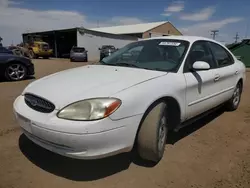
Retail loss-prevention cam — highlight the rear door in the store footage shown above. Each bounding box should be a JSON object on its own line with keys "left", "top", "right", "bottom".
{"left": 208, "top": 42, "right": 238, "bottom": 102}
{"left": 184, "top": 41, "right": 220, "bottom": 119}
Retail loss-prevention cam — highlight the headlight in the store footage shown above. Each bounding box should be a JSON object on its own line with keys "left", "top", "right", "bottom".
{"left": 57, "top": 98, "right": 121, "bottom": 121}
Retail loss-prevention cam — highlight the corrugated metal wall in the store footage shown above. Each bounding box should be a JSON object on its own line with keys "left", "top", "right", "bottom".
{"left": 230, "top": 45, "right": 250, "bottom": 67}
{"left": 77, "top": 30, "right": 137, "bottom": 61}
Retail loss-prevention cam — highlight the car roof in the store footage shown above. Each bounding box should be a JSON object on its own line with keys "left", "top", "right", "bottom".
{"left": 141, "top": 35, "right": 220, "bottom": 44}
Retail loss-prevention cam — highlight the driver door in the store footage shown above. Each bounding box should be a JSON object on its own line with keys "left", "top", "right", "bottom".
{"left": 184, "top": 41, "right": 220, "bottom": 120}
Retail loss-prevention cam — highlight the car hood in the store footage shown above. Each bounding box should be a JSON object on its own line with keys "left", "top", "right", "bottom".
{"left": 23, "top": 65, "right": 167, "bottom": 109}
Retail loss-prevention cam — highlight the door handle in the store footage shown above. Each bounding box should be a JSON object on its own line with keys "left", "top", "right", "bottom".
{"left": 235, "top": 70, "right": 239, "bottom": 75}
{"left": 214, "top": 74, "right": 220, "bottom": 82}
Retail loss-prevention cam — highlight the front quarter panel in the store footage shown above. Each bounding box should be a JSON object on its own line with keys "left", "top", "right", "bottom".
{"left": 110, "top": 73, "right": 186, "bottom": 122}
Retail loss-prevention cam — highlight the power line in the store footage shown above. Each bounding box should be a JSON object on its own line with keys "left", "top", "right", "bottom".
{"left": 234, "top": 32, "right": 240, "bottom": 43}
{"left": 211, "top": 30, "right": 219, "bottom": 40}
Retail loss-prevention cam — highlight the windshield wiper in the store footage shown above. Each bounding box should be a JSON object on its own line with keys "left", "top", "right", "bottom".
{"left": 115, "top": 62, "right": 140, "bottom": 68}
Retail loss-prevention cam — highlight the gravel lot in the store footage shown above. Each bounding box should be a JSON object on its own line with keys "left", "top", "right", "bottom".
{"left": 0, "top": 59, "right": 250, "bottom": 188}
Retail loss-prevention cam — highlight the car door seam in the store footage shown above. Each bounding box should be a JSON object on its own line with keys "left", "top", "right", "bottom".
{"left": 188, "top": 86, "right": 235, "bottom": 106}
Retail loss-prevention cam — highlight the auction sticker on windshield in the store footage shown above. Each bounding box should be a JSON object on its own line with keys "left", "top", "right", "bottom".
{"left": 159, "top": 42, "right": 181, "bottom": 46}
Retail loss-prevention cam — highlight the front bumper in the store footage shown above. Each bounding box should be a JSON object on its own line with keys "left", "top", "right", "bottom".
{"left": 14, "top": 96, "right": 142, "bottom": 159}
{"left": 70, "top": 55, "right": 88, "bottom": 62}
{"left": 35, "top": 50, "right": 53, "bottom": 57}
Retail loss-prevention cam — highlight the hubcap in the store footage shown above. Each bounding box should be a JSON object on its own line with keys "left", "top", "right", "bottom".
{"left": 158, "top": 116, "right": 167, "bottom": 154}
{"left": 7, "top": 64, "right": 25, "bottom": 80}
{"left": 233, "top": 86, "right": 240, "bottom": 107}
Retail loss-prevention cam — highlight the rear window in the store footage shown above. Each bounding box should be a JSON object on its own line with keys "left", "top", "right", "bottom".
{"left": 0, "top": 46, "right": 11, "bottom": 53}
{"left": 102, "top": 45, "right": 115, "bottom": 50}
{"left": 72, "top": 47, "right": 85, "bottom": 52}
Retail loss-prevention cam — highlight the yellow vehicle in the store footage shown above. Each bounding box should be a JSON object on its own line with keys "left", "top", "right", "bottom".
{"left": 29, "top": 41, "right": 53, "bottom": 59}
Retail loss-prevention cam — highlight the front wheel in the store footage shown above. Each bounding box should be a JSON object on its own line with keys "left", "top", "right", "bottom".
{"left": 137, "top": 102, "right": 168, "bottom": 163}
{"left": 5, "top": 63, "right": 27, "bottom": 81}
{"left": 225, "top": 82, "right": 242, "bottom": 111}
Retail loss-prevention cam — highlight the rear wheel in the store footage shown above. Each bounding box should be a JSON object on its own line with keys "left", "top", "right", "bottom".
{"left": 5, "top": 63, "right": 27, "bottom": 81}
{"left": 137, "top": 102, "right": 168, "bottom": 163}
{"left": 225, "top": 82, "right": 242, "bottom": 111}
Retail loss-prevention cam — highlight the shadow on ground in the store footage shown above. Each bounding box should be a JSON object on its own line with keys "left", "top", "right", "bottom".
{"left": 167, "top": 107, "right": 225, "bottom": 144}
{"left": 19, "top": 107, "right": 225, "bottom": 181}
{"left": 0, "top": 76, "right": 35, "bottom": 83}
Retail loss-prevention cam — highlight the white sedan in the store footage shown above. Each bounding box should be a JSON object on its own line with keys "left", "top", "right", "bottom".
{"left": 13, "top": 36, "right": 246, "bottom": 163}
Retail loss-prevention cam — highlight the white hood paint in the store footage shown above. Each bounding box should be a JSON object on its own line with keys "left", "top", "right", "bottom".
{"left": 23, "top": 65, "right": 167, "bottom": 109}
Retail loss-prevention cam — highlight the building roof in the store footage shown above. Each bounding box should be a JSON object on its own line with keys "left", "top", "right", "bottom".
{"left": 90, "top": 21, "right": 167, "bottom": 35}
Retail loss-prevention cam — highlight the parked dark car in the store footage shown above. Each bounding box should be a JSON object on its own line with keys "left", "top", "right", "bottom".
{"left": 0, "top": 53, "right": 34, "bottom": 81}
{"left": 70, "top": 46, "right": 88, "bottom": 62}
{"left": 0, "top": 46, "right": 14, "bottom": 55}
{"left": 99, "top": 45, "right": 118, "bottom": 60}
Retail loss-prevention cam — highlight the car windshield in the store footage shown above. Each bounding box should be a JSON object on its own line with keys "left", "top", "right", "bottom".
{"left": 0, "top": 46, "right": 11, "bottom": 53}
{"left": 101, "top": 39, "right": 189, "bottom": 72}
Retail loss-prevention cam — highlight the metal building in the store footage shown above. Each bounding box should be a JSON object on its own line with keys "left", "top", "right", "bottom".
{"left": 23, "top": 28, "right": 137, "bottom": 61}
{"left": 77, "top": 28, "right": 137, "bottom": 61}
{"left": 227, "top": 39, "right": 250, "bottom": 67}
{"left": 22, "top": 21, "right": 182, "bottom": 61}
{"left": 90, "top": 21, "right": 182, "bottom": 38}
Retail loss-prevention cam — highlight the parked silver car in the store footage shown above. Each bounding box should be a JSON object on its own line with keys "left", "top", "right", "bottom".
{"left": 70, "top": 46, "right": 88, "bottom": 62}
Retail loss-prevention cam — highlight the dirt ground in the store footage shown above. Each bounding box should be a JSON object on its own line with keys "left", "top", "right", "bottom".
{"left": 1, "top": 59, "right": 250, "bottom": 188}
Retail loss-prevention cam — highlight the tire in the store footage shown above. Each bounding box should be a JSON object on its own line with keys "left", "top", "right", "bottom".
{"left": 137, "top": 102, "right": 168, "bottom": 163}
{"left": 29, "top": 50, "right": 37, "bottom": 59}
{"left": 5, "top": 63, "right": 27, "bottom": 81}
{"left": 225, "top": 82, "right": 242, "bottom": 111}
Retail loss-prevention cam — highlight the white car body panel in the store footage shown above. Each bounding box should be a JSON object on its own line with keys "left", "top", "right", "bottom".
{"left": 13, "top": 36, "right": 246, "bottom": 159}
{"left": 110, "top": 73, "right": 186, "bottom": 121}
{"left": 23, "top": 65, "right": 166, "bottom": 109}
{"left": 184, "top": 68, "right": 221, "bottom": 119}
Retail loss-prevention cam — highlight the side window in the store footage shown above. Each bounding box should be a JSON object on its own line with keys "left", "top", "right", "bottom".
{"left": 184, "top": 41, "right": 215, "bottom": 72}
{"left": 209, "top": 42, "right": 234, "bottom": 67}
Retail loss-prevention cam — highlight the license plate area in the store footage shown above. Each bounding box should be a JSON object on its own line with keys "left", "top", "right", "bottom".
{"left": 17, "top": 113, "right": 32, "bottom": 133}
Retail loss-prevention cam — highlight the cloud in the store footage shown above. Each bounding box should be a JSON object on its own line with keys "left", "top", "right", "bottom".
{"left": 0, "top": 0, "right": 19, "bottom": 7}
{"left": 179, "top": 7, "right": 216, "bottom": 21}
{"left": 0, "top": 0, "right": 145, "bottom": 45}
{"left": 162, "top": 1, "right": 184, "bottom": 16}
{"left": 180, "top": 17, "right": 244, "bottom": 37}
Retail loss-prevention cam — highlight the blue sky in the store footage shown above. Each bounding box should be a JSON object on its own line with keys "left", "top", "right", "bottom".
{"left": 0, "top": 0, "right": 249, "bottom": 45}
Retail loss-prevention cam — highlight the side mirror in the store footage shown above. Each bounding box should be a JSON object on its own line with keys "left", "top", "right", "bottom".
{"left": 98, "top": 48, "right": 101, "bottom": 50}
{"left": 192, "top": 61, "right": 210, "bottom": 71}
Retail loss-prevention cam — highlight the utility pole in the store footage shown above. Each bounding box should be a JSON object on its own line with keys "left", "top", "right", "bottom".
{"left": 211, "top": 30, "right": 219, "bottom": 40}
{"left": 234, "top": 32, "right": 240, "bottom": 43}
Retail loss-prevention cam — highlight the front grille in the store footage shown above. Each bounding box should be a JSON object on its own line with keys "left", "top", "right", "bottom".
{"left": 24, "top": 93, "right": 55, "bottom": 113}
